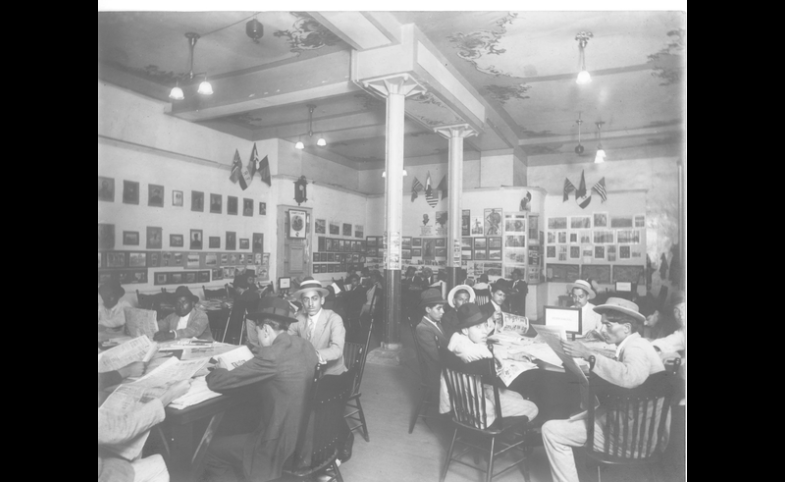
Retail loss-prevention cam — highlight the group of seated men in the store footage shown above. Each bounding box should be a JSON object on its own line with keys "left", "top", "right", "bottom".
{"left": 98, "top": 277, "right": 355, "bottom": 482}
{"left": 413, "top": 276, "right": 685, "bottom": 482}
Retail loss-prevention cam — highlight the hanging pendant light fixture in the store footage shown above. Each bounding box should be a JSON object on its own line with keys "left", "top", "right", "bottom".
{"left": 575, "top": 31, "right": 593, "bottom": 85}
{"left": 294, "top": 104, "right": 326, "bottom": 149}
{"left": 595, "top": 121, "right": 606, "bottom": 164}
{"left": 574, "top": 112, "right": 585, "bottom": 154}
{"left": 169, "top": 32, "right": 213, "bottom": 100}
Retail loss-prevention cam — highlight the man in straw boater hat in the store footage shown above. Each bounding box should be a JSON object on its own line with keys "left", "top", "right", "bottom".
{"left": 437, "top": 302, "right": 539, "bottom": 427}
{"left": 569, "top": 279, "right": 602, "bottom": 338}
{"left": 204, "top": 296, "right": 319, "bottom": 482}
{"left": 153, "top": 286, "right": 212, "bottom": 341}
{"left": 441, "top": 283, "right": 476, "bottom": 338}
{"left": 541, "top": 297, "right": 666, "bottom": 482}
{"left": 98, "top": 279, "right": 131, "bottom": 334}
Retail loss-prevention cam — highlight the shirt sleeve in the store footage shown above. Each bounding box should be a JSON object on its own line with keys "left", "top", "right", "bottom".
{"left": 206, "top": 352, "right": 278, "bottom": 392}
{"left": 591, "top": 343, "right": 653, "bottom": 389}
{"left": 97, "top": 399, "right": 165, "bottom": 446}
{"left": 317, "top": 313, "right": 345, "bottom": 363}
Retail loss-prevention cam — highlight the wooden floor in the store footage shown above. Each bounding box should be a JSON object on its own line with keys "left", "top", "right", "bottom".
{"left": 334, "top": 325, "right": 686, "bottom": 482}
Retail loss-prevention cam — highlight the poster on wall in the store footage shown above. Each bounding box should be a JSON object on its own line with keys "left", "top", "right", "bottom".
{"left": 471, "top": 216, "right": 484, "bottom": 236}
{"left": 484, "top": 208, "right": 502, "bottom": 235}
{"left": 289, "top": 210, "right": 306, "bottom": 238}
{"left": 504, "top": 213, "right": 526, "bottom": 234}
{"left": 462, "top": 210, "right": 471, "bottom": 236}
{"left": 98, "top": 177, "right": 115, "bottom": 202}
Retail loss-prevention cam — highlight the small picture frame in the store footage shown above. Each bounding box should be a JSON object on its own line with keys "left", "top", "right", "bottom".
{"left": 412, "top": 237, "right": 422, "bottom": 247}
{"left": 209, "top": 236, "right": 220, "bottom": 249}
{"left": 279, "top": 277, "right": 291, "bottom": 289}
{"left": 315, "top": 219, "right": 326, "bottom": 234}
{"left": 123, "top": 180, "right": 139, "bottom": 205}
{"left": 172, "top": 190, "right": 183, "bottom": 207}
{"left": 98, "top": 177, "right": 115, "bottom": 202}
{"left": 290, "top": 210, "right": 307, "bottom": 238}
{"left": 342, "top": 223, "right": 352, "bottom": 237}
{"left": 243, "top": 198, "right": 254, "bottom": 217}
{"left": 210, "top": 194, "right": 222, "bottom": 214}
{"left": 170, "top": 234, "right": 184, "bottom": 248}
{"left": 190, "top": 229, "right": 203, "bottom": 250}
{"left": 355, "top": 225, "right": 364, "bottom": 239}
{"left": 148, "top": 184, "right": 164, "bottom": 207}
{"left": 252, "top": 233, "right": 264, "bottom": 253}
{"left": 129, "top": 252, "right": 147, "bottom": 268}
{"left": 226, "top": 231, "right": 236, "bottom": 250}
{"left": 259, "top": 202, "right": 267, "bottom": 216}
{"left": 146, "top": 227, "right": 163, "bottom": 249}
{"left": 435, "top": 238, "right": 446, "bottom": 247}
{"left": 227, "top": 196, "right": 238, "bottom": 215}
{"left": 98, "top": 224, "right": 115, "bottom": 250}
{"left": 106, "top": 252, "right": 126, "bottom": 268}
{"left": 239, "top": 238, "right": 250, "bottom": 250}
{"left": 329, "top": 221, "right": 340, "bottom": 235}
{"left": 191, "top": 191, "right": 204, "bottom": 212}
{"left": 123, "top": 231, "right": 139, "bottom": 246}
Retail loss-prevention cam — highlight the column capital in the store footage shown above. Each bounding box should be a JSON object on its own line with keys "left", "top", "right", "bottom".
{"left": 362, "top": 73, "right": 426, "bottom": 98}
{"left": 434, "top": 123, "right": 478, "bottom": 139}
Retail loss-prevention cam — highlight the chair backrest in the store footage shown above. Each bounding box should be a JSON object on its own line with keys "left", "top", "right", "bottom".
{"left": 441, "top": 358, "right": 500, "bottom": 432}
{"left": 586, "top": 356, "right": 676, "bottom": 462}
{"left": 136, "top": 290, "right": 160, "bottom": 310}
{"left": 344, "top": 342, "right": 365, "bottom": 394}
{"left": 203, "top": 285, "right": 227, "bottom": 299}
{"left": 474, "top": 289, "right": 490, "bottom": 307}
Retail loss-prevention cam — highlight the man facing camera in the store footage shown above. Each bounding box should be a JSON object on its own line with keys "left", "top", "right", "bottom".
{"left": 203, "top": 297, "right": 319, "bottom": 482}
{"left": 153, "top": 286, "right": 212, "bottom": 341}
{"left": 541, "top": 297, "right": 665, "bottom": 482}
{"left": 569, "top": 279, "right": 602, "bottom": 338}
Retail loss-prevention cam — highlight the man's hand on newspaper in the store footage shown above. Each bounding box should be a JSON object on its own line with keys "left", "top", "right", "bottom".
{"left": 159, "top": 380, "right": 192, "bottom": 407}
{"left": 561, "top": 339, "right": 590, "bottom": 360}
{"left": 117, "top": 361, "right": 145, "bottom": 379}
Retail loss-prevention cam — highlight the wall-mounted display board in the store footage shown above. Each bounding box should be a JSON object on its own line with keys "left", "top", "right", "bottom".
{"left": 98, "top": 269, "right": 148, "bottom": 285}
{"left": 153, "top": 270, "right": 211, "bottom": 285}
{"left": 317, "top": 237, "right": 365, "bottom": 253}
{"left": 581, "top": 264, "right": 612, "bottom": 284}
{"left": 611, "top": 265, "right": 646, "bottom": 284}
{"left": 546, "top": 264, "right": 581, "bottom": 283}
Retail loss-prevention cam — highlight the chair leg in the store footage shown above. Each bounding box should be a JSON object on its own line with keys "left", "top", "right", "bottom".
{"left": 409, "top": 389, "right": 428, "bottom": 434}
{"left": 486, "top": 436, "right": 495, "bottom": 482}
{"left": 597, "top": 464, "right": 602, "bottom": 482}
{"left": 355, "top": 397, "right": 370, "bottom": 442}
{"left": 440, "top": 429, "right": 458, "bottom": 482}
{"left": 333, "top": 461, "right": 344, "bottom": 482}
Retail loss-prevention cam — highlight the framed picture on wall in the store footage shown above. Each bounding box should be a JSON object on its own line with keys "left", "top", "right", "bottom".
{"left": 190, "top": 229, "right": 203, "bottom": 250}
{"left": 226, "top": 231, "right": 236, "bottom": 250}
{"left": 243, "top": 199, "right": 253, "bottom": 217}
{"left": 129, "top": 252, "right": 147, "bottom": 268}
{"left": 315, "top": 219, "right": 326, "bottom": 234}
{"left": 227, "top": 196, "right": 238, "bottom": 215}
{"left": 259, "top": 202, "right": 266, "bottom": 215}
{"left": 123, "top": 181, "right": 139, "bottom": 205}
{"left": 191, "top": 191, "right": 204, "bottom": 212}
{"left": 462, "top": 210, "right": 470, "bottom": 236}
{"left": 123, "top": 231, "right": 139, "bottom": 246}
{"left": 252, "top": 233, "right": 264, "bottom": 253}
{"left": 289, "top": 210, "right": 306, "bottom": 238}
{"left": 355, "top": 225, "right": 363, "bottom": 239}
{"left": 329, "top": 221, "right": 340, "bottom": 235}
{"left": 484, "top": 208, "right": 502, "bottom": 236}
{"left": 593, "top": 212, "right": 608, "bottom": 228}
{"left": 106, "top": 252, "right": 126, "bottom": 268}
{"left": 148, "top": 184, "right": 164, "bottom": 207}
{"left": 172, "top": 190, "right": 183, "bottom": 207}
{"left": 239, "top": 238, "right": 250, "bottom": 250}
{"left": 98, "top": 177, "right": 114, "bottom": 202}
{"left": 147, "top": 227, "right": 162, "bottom": 249}
{"left": 98, "top": 224, "right": 115, "bottom": 250}
{"left": 170, "top": 234, "right": 184, "bottom": 248}
{"left": 209, "top": 236, "right": 220, "bottom": 249}
{"left": 210, "top": 194, "right": 222, "bottom": 213}
{"left": 342, "top": 223, "right": 352, "bottom": 237}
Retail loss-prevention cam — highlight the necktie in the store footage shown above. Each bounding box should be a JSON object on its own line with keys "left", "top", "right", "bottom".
{"left": 307, "top": 316, "right": 317, "bottom": 341}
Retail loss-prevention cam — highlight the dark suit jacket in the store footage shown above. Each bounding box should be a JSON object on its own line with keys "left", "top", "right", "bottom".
{"left": 415, "top": 317, "right": 448, "bottom": 386}
{"left": 479, "top": 300, "right": 509, "bottom": 321}
{"left": 206, "top": 333, "right": 318, "bottom": 482}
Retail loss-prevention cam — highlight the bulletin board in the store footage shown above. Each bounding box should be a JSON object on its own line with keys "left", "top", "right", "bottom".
{"left": 611, "top": 265, "right": 646, "bottom": 284}
{"left": 546, "top": 264, "right": 581, "bottom": 282}
{"left": 581, "top": 265, "right": 611, "bottom": 284}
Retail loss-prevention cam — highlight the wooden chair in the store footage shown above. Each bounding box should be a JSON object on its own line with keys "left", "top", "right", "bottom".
{"left": 440, "top": 358, "right": 532, "bottom": 482}
{"left": 203, "top": 285, "right": 227, "bottom": 300}
{"left": 474, "top": 289, "right": 490, "bottom": 307}
{"left": 283, "top": 363, "right": 350, "bottom": 482}
{"left": 136, "top": 290, "right": 160, "bottom": 310}
{"left": 584, "top": 356, "right": 678, "bottom": 482}
{"left": 408, "top": 322, "right": 438, "bottom": 434}
{"left": 343, "top": 317, "right": 375, "bottom": 442}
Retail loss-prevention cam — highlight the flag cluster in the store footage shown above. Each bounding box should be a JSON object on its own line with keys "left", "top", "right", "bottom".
{"left": 563, "top": 172, "right": 608, "bottom": 206}
{"left": 563, "top": 178, "right": 576, "bottom": 201}
{"left": 411, "top": 177, "right": 423, "bottom": 202}
{"left": 575, "top": 171, "right": 591, "bottom": 209}
{"left": 229, "top": 143, "right": 271, "bottom": 188}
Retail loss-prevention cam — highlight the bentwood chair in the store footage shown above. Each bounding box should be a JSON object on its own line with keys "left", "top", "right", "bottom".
{"left": 408, "top": 322, "right": 438, "bottom": 434}
{"left": 440, "top": 358, "right": 532, "bottom": 482}
{"left": 343, "top": 317, "right": 375, "bottom": 442}
{"left": 583, "top": 356, "right": 679, "bottom": 482}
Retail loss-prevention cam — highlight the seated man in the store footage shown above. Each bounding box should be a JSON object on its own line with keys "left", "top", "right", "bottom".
{"left": 441, "top": 284, "right": 476, "bottom": 338}
{"left": 542, "top": 297, "right": 665, "bottom": 482}
{"left": 479, "top": 279, "right": 512, "bottom": 329}
{"left": 438, "top": 303, "right": 539, "bottom": 426}
{"left": 569, "top": 279, "right": 602, "bottom": 338}
{"left": 415, "top": 289, "right": 450, "bottom": 389}
{"left": 153, "top": 286, "right": 212, "bottom": 341}
{"left": 203, "top": 297, "right": 319, "bottom": 482}
{"left": 651, "top": 291, "right": 686, "bottom": 358}
{"left": 99, "top": 280, "right": 131, "bottom": 335}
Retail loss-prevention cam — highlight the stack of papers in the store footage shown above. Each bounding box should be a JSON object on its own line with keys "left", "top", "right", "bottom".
{"left": 168, "top": 376, "right": 222, "bottom": 410}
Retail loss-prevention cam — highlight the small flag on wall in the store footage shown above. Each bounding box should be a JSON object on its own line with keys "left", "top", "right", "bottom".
{"left": 425, "top": 171, "right": 438, "bottom": 207}
{"left": 592, "top": 177, "right": 607, "bottom": 202}
{"left": 411, "top": 177, "right": 423, "bottom": 202}
{"left": 575, "top": 170, "right": 591, "bottom": 209}
{"left": 438, "top": 175, "right": 448, "bottom": 200}
{"left": 230, "top": 150, "right": 242, "bottom": 184}
{"left": 247, "top": 143, "right": 259, "bottom": 182}
{"left": 259, "top": 155, "right": 271, "bottom": 186}
{"left": 563, "top": 178, "right": 576, "bottom": 201}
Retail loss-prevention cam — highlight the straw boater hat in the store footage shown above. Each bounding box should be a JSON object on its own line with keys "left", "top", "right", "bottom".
{"left": 293, "top": 278, "right": 329, "bottom": 298}
{"left": 420, "top": 288, "right": 447, "bottom": 307}
{"left": 447, "top": 284, "right": 476, "bottom": 308}
{"left": 454, "top": 303, "right": 486, "bottom": 330}
{"left": 173, "top": 286, "right": 199, "bottom": 303}
{"left": 571, "top": 279, "right": 596, "bottom": 300}
{"left": 98, "top": 279, "right": 125, "bottom": 299}
{"left": 593, "top": 297, "right": 646, "bottom": 323}
{"left": 246, "top": 296, "right": 298, "bottom": 325}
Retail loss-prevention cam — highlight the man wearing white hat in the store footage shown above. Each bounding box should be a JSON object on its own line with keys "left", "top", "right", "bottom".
{"left": 541, "top": 297, "right": 665, "bottom": 482}
{"left": 570, "top": 279, "right": 602, "bottom": 337}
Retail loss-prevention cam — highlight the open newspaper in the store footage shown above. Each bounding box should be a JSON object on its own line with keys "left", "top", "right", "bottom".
{"left": 98, "top": 335, "right": 158, "bottom": 373}
{"left": 499, "top": 312, "right": 530, "bottom": 336}
{"left": 124, "top": 308, "right": 159, "bottom": 339}
{"left": 212, "top": 345, "right": 254, "bottom": 371}
{"left": 530, "top": 325, "right": 590, "bottom": 385}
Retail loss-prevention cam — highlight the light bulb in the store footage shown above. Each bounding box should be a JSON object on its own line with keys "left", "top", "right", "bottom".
{"left": 381, "top": 171, "right": 386, "bottom": 178}
{"left": 295, "top": 141, "right": 305, "bottom": 150}
{"left": 169, "top": 85, "right": 184, "bottom": 100}
{"left": 316, "top": 137, "right": 326, "bottom": 147}
{"left": 576, "top": 70, "right": 591, "bottom": 85}
{"left": 198, "top": 77, "right": 213, "bottom": 95}
{"left": 403, "top": 169, "right": 408, "bottom": 176}
{"left": 594, "top": 147, "right": 606, "bottom": 164}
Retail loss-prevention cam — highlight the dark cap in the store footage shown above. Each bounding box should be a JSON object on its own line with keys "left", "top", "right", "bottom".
{"left": 246, "top": 296, "right": 298, "bottom": 326}
{"left": 420, "top": 288, "right": 447, "bottom": 307}
{"left": 173, "top": 286, "right": 199, "bottom": 303}
{"left": 455, "top": 303, "right": 487, "bottom": 330}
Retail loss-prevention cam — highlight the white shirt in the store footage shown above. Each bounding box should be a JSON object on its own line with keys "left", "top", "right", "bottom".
{"left": 98, "top": 299, "right": 131, "bottom": 329}
{"left": 176, "top": 313, "right": 191, "bottom": 331}
{"left": 615, "top": 332, "right": 637, "bottom": 360}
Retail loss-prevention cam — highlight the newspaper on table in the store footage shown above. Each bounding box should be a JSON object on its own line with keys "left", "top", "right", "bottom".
{"left": 168, "top": 375, "right": 222, "bottom": 410}
{"left": 98, "top": 335, "right": 158, "bottom": 373}
{"left": 500, "top": 312, "right": 530, "bottom": 336}
{"left": 530, "top": 325, "right": 589, "bottom": 385}
{"left": 124, "top": 308, "right": 159, "bottom": 339}
{"left": 212, "top": 345, "right": 254, "bottom": 370}
{"left": 495, "top": 356, "right": 539, "bottom": 387}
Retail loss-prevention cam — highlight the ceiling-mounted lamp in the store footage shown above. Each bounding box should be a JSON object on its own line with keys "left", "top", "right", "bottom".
{"left": 294, "top": 104, "right": 327, "bottom": 149}
{"left": 246, "top": 15, "right": 264, "bottom": 43}
{"left": 197, "top": 73, "right": 213, "bottom": 95}
{"left": 168, "top": 80, "right": 184, "bottom": 101}
{"left": 575, "top": 31, "right": 593, "bottom": 85}
{"left": 381, "top": 169, "right": 408, "bottom": 178}
{"left": 169, "top": 32, "right": 214, "bottom": 101}
{"left": 595, "top": 121, "right": 606, "bottom": 164}
{"left": 295, "top": 140, "right": 305, "bottom": 150}
{"left": 574, "top": 112, "right": 585, "bottom": 154}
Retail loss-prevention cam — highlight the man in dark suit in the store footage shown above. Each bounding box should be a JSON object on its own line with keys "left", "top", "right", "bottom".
{"left": 415, "top": 288, "right": 449, "bottom": 389}
{"left": 509, "top": 269, "right": 528, "bottom": 316}
{"left": 203, "top": 297, "right": 319, "bottom": 482}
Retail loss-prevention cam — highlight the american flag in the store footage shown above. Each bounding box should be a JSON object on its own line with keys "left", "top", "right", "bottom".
{"left": 425, "top": 172, "right": 438, "bottom": 207}
{"left": 592, "top": 177, "right": 607, "bottom": 202}
{"left": 563, "top": 178, "right": 576, "bottom": 201}
{"left": 411, "top": 177, "right": 423, "bottom": 202}
{"left": 576, "top": 170, "right": 591, "bottom": 209}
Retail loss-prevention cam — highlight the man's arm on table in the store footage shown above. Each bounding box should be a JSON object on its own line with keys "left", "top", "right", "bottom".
{"left": 206, "top": 351, "right": 277, "bottom": 392}
{"left": 174, "top": 309, "right": 210, "bottom": 339}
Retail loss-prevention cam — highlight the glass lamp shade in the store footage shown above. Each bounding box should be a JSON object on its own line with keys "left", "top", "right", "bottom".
{"left": 295, "top": 141, "right": 305, "bottom": 150}
{"left": 316, "top": 137, "right": 327, "bottom": 147}
{"left": 197, "top": 80, "right": 213, "bottom": 95}
{"left": 382, "top": 170, "right": 408, "bottom": 178}
{"left": 594, "top": 147, "right": 606, "bottom": 164}
{"left": 576, "top": 70, "right": 592, "bottom": 84}
{"left": 169, "top": 86, "right": 184, "bottom": 100}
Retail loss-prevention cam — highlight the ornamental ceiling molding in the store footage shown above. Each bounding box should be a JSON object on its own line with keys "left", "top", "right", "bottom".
{"left": 447, "top": 12, "right": 518, "bottom": 77}
{"left": 274, "top": 12, "right": 343, "bottom": 53}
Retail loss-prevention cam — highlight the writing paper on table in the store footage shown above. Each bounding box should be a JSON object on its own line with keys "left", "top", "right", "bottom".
{"left": 531, "top": 325, "right": 589, "bottom": 385}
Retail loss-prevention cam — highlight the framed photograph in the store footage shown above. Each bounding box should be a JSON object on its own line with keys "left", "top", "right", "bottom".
{"left": 594, "top": 245, "right": 606, "bottom": 259}
{"left": 570, "top": 245, "right": 581, "bottom": 259}
{"left": 252, "top": 233, "right": 264, "bottom": 253}
{"left": 170, "top": 234, "right": 184, "bottom": 248}
{"left": 580, "top": 230, "right": 592, "bottom": 245}
{"left": 546, "top": 246, "right": 556, "bottom": 258}
{"left": 611, "top": 215, "right": 634, "bottom": 228}
{"left": 315, "top": 219, "right": 326, "bottom": 234}
{"left": 329, "top": 221, "right": 340, "bottom": 235}
{"left": 462, "top": 210, "right": 471, "bottom": 236}
{"left": 148, "top": 184, "right": 164, "bottom": 207}
{"left": 411, "top": 237, "right": 422, "bottom": 248}
{"left": 98, "top": 223, "right": 115, "bottom": 250}
{"left": 558, "top": 232, "right": 567, "bottom": 244}
{"left": 239, "top": 238, "right": 250, "bottom": 250}
{"left": 210, "top": 194, "right": 222, "bottom": 213}
{"left": 504, "top": 215, "right": 526, "bottom": 234}
{"left": 191, "top": 191, "right": 204, "bottom": 212}
{"left": 402, "top": 237, "right": 412, "bottom": 249}
{"left": 129, "top": 252, "right": 147, "bottom": 268}
{"left": 226, "top": 231, "right": 236, "bottom": 250}
{"left": 146, "top": 227, "right": 162, "bottom": 249}
{"left": 547, "top": 232, "right": 556, "bottom": 244}
{"left": 243, "top": 198, "right": 253, "bottom": 217}
{"left": 488, "top": 248, "right": 502, "bottom": 260}
{"left": 474, "top": 247, "right": 487, "bottom": 260}
{"left": 435, "top": 238, "right": 446, "bottom": 247}
{"left": 123, "top": 231, "right": 139, "bottom": 246}
{"left": 366, "top": 236, "right": 378, "bottom": 247}
{"left": 569, "top": 232, "right": 578, "bottom": 243}
{"left": 186, "top": 272, "right": 197, "bottom": 283}
{"left": 402, "top": 249, "right": 412, "bottom": 259}
{"left": 619, "top": 245, "right": 631, "bottom": 259}
{"left": 544, "top": 306, "right": 582, "bottom": 337}
{"left": 471, "top": 216, "right": 484, "bottom": 235}
{"left": 209, "top": 236, "right": 220, "bottom": 249}
{"left": 172, "top": 190, "right": 183, "bottom": 207}
{"left": 186, "top": 253, "right": 200, "bottom": 269}
{"left": 289, "top": 210, "right": 307, "bottom": 238}
{"left": 569, "top": 215, "right": 591, "bottom": 229}
{"left": 259, "top": 202, "right": 266, "bottom": 215}
{"left": 593, "top": 230, "right": 615, "bottom": 244}
{"left": 313, "top": 264, "right": 321, "bottom": 274}
{"left": 123, "top": 180, "right": 139, "bottom": 205}
{"left": 607, "top": 245, "right": 617, "bottom": 262}
{"left": 227, "top": 196, "right": 238, "bottom": 215}
{"left": 190, "top": 229, "right": 203, "bottom": 250}
{"left": 98, "top": 176, "right": 115, "bottom": 202}
{"left": 593, "top": 212, "right": 608, "bottom": 228}
{"left": 488, "top": 237, "right": 502, "bottom": 249}
{"left": 98, "top": 252, "right": 103, "bottom": 268}
{"left": 505, "top": 235, "right": 525, "bottom": 248}
{"left": 634, "top": 214, "right": 646, "bottom": 228}
{"left": 155, "top": 273, "right": 167, "bottom": 285}
{"left": 148, "top": 252, "right": 160, "bottom": 267}
{"left": 548, "top": 217, "right": 568, "bottom": 230}
{"left": 342, "top": 223, "right": 352, "bottom": 237}
{"left": 106, "top": 252, "right": 126, "bottom": 268}
{"left": 355, "top": 225, "right": 364, "bottom": 239}
{"left": 558, "top": 245, "right": 568, "bottom": 261}
{"left": 484, "top": 208, "right": 502, "bottom": 235}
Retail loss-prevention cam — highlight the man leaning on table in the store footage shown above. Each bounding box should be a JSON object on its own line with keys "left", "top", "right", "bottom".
{"left": 153, "top": 286, "right": 212, "bottom": 342}
{"left": 203, "top": 296, "right": 318, "bottom": 482}
{"left": 541, "top": 297, "right": 665, "bottom": 482}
